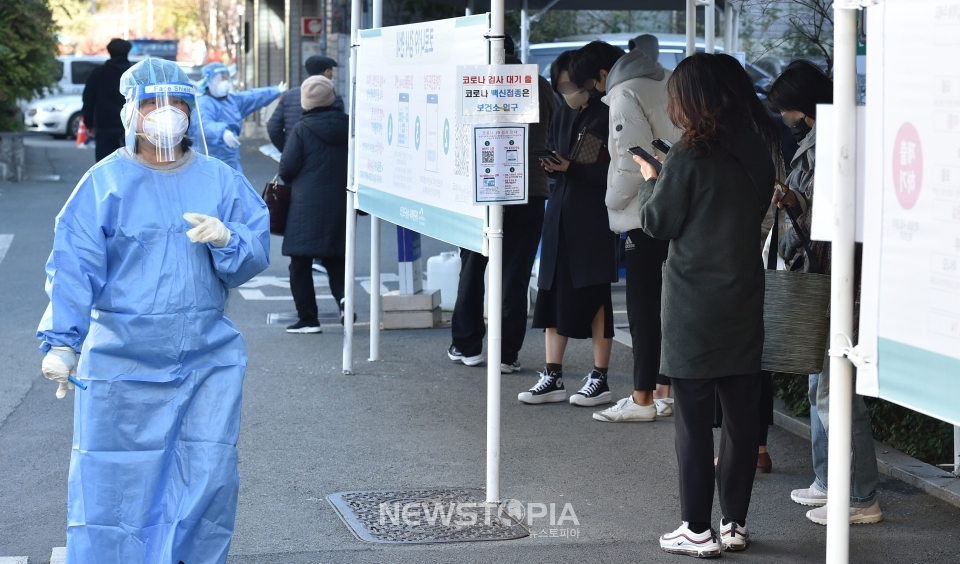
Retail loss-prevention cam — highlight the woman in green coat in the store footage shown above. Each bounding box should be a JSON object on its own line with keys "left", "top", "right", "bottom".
{"left": 634, "top": 53, "right": 781, "bottom": 558}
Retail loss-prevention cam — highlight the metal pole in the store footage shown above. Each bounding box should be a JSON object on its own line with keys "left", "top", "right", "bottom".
{"left": 685, "top": 0, "right": 696, "bottom": 57}
{"left": 253, "top": 0, "right": 260, "bottom": 86}
{"left": 284, "top": 0, "right": 291, "bottom": 84}
{"left": 343, "top": 0, "right": 362, "bottom": 375}
{"left": 520, "top": 0, "right": 530, "bottom": 63}
{"left": 465, "top": 0, "right": 474, "bottom": 16}
{"left": 723, "top": 1, "right": 733, "bottom": 52}
{"left": 825, "top": 5, "right": 858, "bottom": 564}
{"left": 368, "top": 0, "right": 382, "bottom": 363}
{"left": 704, "top": 0, "right": 715, "bottom": 54}
{"left": 954, "top": 426, "right": 960, "bottom": 476}
{"left": 731, "top": 1, "right": 741, "bottom": 52}
{"left": 486, "top": 0, "right": 506, "bottom": 506}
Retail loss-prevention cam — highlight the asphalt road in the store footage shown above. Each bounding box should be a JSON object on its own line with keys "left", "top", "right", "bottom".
{"left": 1, "top": 136, "right": 959, "bottom": 563}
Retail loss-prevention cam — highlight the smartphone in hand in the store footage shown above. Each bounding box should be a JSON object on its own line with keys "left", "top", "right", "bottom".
{"left": 628, "top": 146, "right": 662, "bottom": 174}
{"left": 534, "top": 149, "right": 562, "bottom": 165}
{"left": 652, "top": 138, "right": 672, "bottom": 154}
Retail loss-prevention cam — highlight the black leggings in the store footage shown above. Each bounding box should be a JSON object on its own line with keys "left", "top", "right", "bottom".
{"left": 624, "top": 229, "right": 670, "bottom": 391}
{"left": 288, "top": 255, "right": 345, "bottom": 323}
{"left": 673, "top": 373, "right": 761, "bottom": 524}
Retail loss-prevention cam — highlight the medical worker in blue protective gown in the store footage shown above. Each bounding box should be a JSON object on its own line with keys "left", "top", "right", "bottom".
{"left": 196, "top": 62, "right": 286, "bottom": 172}
{"left": 37, "top": 58, "right": 270, "bottom": 564}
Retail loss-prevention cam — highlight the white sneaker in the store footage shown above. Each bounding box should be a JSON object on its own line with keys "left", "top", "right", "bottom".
{"left": 806, "top": 500, "right": 883, "bottom": 525}
{"left": 718, "top": 519, "right": 749, "bottom": 552}
{"left": 660, "top": 522, "right": 721, "bottom": 558}
{"left": 500, "top": 360, "right": 521, "bottom": 374}
{"left": 592, "top": 396, "right": 656, "bottom": 422}
{"left": 654, "top": 397, "right": 674, "bottom": 417}
{"left": 791, "top": 483, "right": 828, "bottom": 507}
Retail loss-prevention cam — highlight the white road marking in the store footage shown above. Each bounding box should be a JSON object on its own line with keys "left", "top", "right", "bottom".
{"left": 50, "top": 547, "right": 66, "bottom": 564}
{"left": 238, "top": 289, "right": 335, "bottom": 301}
{"left": 0, "top": 234, "right": 13, "bottom": 266}
{"left": 0, "top": 556, "right": 29, "bottom": 564}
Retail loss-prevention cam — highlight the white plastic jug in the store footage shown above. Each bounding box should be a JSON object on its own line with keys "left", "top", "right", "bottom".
{"left": 425, "top": 251, "right": 461, "bottom": 311}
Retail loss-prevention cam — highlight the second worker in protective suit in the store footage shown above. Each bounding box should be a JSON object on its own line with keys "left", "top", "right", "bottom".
{"left": 196, "top": 62, "right": 286, "bottom": 172}
{"left": 38, "top": 58, "right": 270, "bottom": 564}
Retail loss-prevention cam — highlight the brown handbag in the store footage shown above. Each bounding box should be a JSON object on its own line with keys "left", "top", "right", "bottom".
{"left": 261, "top": 174, "right": 291, "bottom": 236}
{"left": 568, "top": 127, "right": 606, "bottom": 164}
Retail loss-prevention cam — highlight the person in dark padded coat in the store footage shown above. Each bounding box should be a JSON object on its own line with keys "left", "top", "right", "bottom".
{"left": 278, "top": 75, "right": 349, "bottom": 334}
{"left": 634, "top": 54, "right": 779, "bottom": 557}
{"left": 268, "top": 56, "right": 343, "bottom": 152}
{"left": 81, "top": 38, "right": 132, "bottom": 162}
{"left": 519, "top": 42, "right": 622, "bottom": 408}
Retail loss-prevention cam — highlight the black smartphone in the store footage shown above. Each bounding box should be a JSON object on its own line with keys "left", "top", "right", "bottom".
{"left": 533, "top": 149, "right": 562, "bottom": 165}
{"left": 652, "top": 138, "right": 672, "bottom": 154}
{"left": 628, "top": 146, "right": 662, "bottom": 173}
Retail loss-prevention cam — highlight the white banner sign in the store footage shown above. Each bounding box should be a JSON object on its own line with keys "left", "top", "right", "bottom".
{"left": 858, "top": 0, "right": 960, "bottom": 426}
{"left": 353, "top": 15, "right": 491, "bottom": 253}
{"left": 473, "top": 125, "right": 528, "bottom": 205}
{"left": 456, "top": 64, "right": 540, "bottom": 124}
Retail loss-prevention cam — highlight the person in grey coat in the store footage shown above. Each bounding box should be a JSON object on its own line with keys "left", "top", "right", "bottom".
{"left": 279, "top": 75, "right": 349, "bottom": 333}
{"left": 634, "top": 54, "right": 779, "bottom": 557}
{"left": 268, "top": 56, "right": 343, "bottom": 152}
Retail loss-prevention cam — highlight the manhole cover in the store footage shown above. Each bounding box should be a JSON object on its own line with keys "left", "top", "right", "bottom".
{"left": 327, "top": 488, "right": 528, "bottom": 544}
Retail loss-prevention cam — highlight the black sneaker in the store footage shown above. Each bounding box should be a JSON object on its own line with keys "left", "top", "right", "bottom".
{"left": 518, "top": 370, "right": 567, "bottom": 404}
{"left": 569, "top": 370, "right": 612, "bottom": 406}
{"left": 448, "top": 344, "right": 486, "bottom": 366}
{"left": 339, "top": 298, "right": 357, "bottom": 325}
{"left": 286, "top": 319, "right": 321, "bottom": 334}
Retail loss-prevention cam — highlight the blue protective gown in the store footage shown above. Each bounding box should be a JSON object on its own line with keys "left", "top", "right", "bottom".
{"left": 37, "top": 149, "right": 270, "bottom": 564}
{"left": 196, "top": 87, "right": 280, "bottom": 172}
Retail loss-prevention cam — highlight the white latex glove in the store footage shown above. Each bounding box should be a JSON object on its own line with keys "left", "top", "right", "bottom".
{"left": 277, "top": 81, "right": 288, "bottom": 94}
{"left": 42, "top": 346, "right": 78, "bottom": 399}
{"left": 223, "top": 129, "right": 241, "bottom": 149}
{"left": 183, "top": 213, "right": 231, "bottom": 248}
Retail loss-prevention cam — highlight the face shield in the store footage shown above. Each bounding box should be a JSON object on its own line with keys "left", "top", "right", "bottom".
{"left": 123, "top": 83, "right": 206, "bottom": 163}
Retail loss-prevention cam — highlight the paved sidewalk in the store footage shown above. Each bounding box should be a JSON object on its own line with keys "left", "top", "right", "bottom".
{"left": 2, "top": 138, "right": 960, "bottom": 563}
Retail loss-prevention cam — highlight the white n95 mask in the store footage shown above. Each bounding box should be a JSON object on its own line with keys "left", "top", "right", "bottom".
{"left": 141, "top": 106, "right": 189, "bottom": 150}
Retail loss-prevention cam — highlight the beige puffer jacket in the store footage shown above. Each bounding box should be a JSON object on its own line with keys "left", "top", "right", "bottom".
{"left": 603, "top": 52, "right": 681, "bottom": 234}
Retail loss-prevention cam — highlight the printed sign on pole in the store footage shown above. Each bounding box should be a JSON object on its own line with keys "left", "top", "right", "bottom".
{"left": 456, "top": 65, "right": 540, "bottom": 124}
{"left": 473, "top": 125, "right": 528, "bottom": 205}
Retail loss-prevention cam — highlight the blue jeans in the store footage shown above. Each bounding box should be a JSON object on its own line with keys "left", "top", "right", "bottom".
{"left": 809, "top": 352, "right": 879, "bottom": 507}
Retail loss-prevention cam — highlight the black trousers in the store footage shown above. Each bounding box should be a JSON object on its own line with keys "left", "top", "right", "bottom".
{"left": 672, "top": 373, "right": 761, "bottom": 524}
{"left": 451, "top": 198, "right": 545, "bottom": 363}
{"left": 289, "top": 255, "right": 346, "bottom": 323}
{"left": 94, "top": 129, "right": 125, "bottom": 162}
{"left": 625, "top": 229, "right": 671, "bottom": 391}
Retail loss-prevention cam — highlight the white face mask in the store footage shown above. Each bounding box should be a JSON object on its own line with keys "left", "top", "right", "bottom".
{"left": 210, "top": 80, "right": 231, "bottom": 98}
{"left": 562, "top": 89, "right": 590, "bottom": 109}
{"left": 141, "top": 106, "right": 189, "bottom": 149}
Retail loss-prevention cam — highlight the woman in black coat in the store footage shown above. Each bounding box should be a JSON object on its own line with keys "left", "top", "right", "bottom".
{"left": 518, "top": 43, "right": 622, "bottom": 408}
{"left": 279, "top": 75, "right": 349, "bottom": 333}
{"left": 635, "top": 54, "right": 781, "bottom": 557}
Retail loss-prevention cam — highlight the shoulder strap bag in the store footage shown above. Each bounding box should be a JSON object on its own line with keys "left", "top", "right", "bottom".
{"left": 729, "top": 151, "right": 832, "bottom": 375}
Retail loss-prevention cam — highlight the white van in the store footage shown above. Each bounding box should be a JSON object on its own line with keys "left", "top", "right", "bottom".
{"left": 54, "top": 55, "right": 110, "bottom": 96}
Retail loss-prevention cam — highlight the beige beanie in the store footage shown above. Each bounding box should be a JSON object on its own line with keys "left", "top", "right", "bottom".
{"left": 301, "top": 75, "right": 336, "bottom": 110}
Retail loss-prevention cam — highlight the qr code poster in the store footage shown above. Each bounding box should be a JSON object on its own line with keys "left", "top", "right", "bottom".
{"left": 473, "top": 125, "right": 528, "bottom": 205}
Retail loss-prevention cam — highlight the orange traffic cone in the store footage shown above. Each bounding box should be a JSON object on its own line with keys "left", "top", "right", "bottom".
{"left": 76, "top": 118, "right": 88, "bottom": 147}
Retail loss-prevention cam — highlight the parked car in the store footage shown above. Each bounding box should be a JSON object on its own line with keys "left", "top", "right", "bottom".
{"left": 53, "top": 55, "right": 110, "bottom": 96}
{"left": 528, "top": 33, "right": 774, "bottom": 96}
{"left": 23, "top": 94, "right": 84, "bottom": 139}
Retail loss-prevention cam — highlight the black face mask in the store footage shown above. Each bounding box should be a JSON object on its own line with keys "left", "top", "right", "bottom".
{"left": 783, "top": 115, "right": 812, "bottom": 143}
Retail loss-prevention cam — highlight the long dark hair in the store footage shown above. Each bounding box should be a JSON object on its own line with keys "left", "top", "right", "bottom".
{"left": 667, "top": 53, "right": 779, "bottom": 163}
{"left": 766, "top": 59, "right": 833, "bottom": 119}
{"left": 714, "top": 54, "right": 785, "bottom": 175}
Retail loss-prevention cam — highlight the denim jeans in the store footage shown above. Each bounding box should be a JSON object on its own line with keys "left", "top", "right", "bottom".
{"left": 809, "top": 351, "right": 879, "bottom": 507}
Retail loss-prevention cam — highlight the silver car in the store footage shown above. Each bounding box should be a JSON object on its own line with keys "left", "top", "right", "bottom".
{"left": 23, "top": 94, "right": 84, "bottom": 139}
